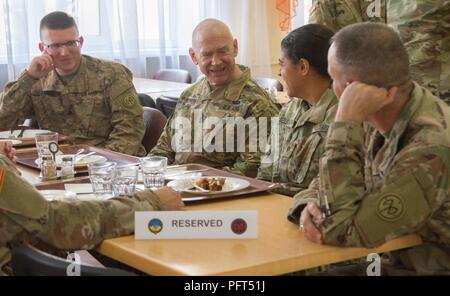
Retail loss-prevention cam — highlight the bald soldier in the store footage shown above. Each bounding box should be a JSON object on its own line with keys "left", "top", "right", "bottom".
{"left": 0, "top": 11, "right": 146, "bottom": 156}
{"left": 288, "top": 23, "right": 450, "bottom": 275}
{"left": 0, "top": 140, "right": 183, "bottom": 276}
{"left": 149, "top": 19, "right": 280, "bottom": 177}
{"left": 309, "top": 0, "right": 450, "bottom": 103}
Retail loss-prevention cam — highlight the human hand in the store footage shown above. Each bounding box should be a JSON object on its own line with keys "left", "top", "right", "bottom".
{"left": 0, "top": 141, "right": 17, "bottom": 163}
{"left": 153, "top": 187, "right": 185, "bottom": 210}
{"left": 335, "top": 82, "right": 398, "bottom": 124}
{"left": 26, "top": 53, "right": 54, "bottom": 79}
{"left": 299, "top": 202, "right": 324, "bottom": 244}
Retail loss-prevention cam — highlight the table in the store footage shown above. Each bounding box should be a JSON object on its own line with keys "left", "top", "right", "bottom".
{"left": 96, "top": 194, "right": 422, "bottom": 276}
{"left": 15, "top": 145, "right": 422, "bottom": 276}
{"left": 133, "top": 78, "right": 189, "bottom": 99}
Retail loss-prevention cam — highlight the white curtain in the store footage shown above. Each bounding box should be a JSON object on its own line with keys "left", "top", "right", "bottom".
{"left": 0, "top": 0, "right": 273, "bottom": 87}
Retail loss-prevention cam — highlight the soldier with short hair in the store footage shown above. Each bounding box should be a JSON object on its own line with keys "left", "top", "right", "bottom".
{"left": 288, "top": 23, "right": 450, "bottom": 275}
{"left": 0, "top": 140, "right": 183, "bottom": 276}
{"left": 149, "top": 19, "right": 280, "bottom": 177}
{"left": 257, "top": 24, "right": 337, "bottom": 196}
{"left": 0, "top": 11, "right": 146, "bottom": 156}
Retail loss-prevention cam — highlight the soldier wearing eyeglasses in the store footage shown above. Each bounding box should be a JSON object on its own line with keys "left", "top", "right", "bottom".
{"left": 0, "top": 11, "right": 146, "bottom": 157}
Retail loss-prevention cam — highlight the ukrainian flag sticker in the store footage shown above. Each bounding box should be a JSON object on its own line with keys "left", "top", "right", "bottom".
{"left": 148, "top": 219, "right": 163, "bottom": 234}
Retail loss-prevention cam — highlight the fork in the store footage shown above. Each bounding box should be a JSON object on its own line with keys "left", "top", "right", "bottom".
{"left": 16, "top": 127, "right": 26, "bottom": 138}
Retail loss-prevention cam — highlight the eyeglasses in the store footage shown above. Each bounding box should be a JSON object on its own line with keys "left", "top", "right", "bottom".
{"left": 42, "top": 39, "right": 81, "bottom": 52}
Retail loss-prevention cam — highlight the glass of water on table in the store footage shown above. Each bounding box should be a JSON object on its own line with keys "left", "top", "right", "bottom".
{"left": 88, "top": 162, "right": 116, "bottom": 198}
{"left": 113, "top": 164, "right": 139, "bottom": 196}
{"left": 140, "top": 156, "right": 167, "bottom": 189}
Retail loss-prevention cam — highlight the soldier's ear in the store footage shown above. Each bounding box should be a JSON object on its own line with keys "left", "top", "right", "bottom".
{"left": 189, "top": 48, "right": 198, "bottom": 65}
{"left": 233, "top": 39, "right": 238, "bottom": 57}
{"left": 38, "top": 43, "right": 45, "bottom": 53}
{"left": 79, "top": 36, "right": 84, "bottom": 48}
{"left": 298, "top": 58, "right": 310, "bottom": 76}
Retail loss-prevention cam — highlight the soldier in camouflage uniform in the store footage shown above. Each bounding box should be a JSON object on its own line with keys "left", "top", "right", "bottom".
{"left": 309, "top": 0, "right": 386, "bottom": 32}
{"left": 0, "top": 11, "right": 146, "bottom": 156}
{"left": 257, "top": 24, "right": 338, "bottom": 196}
{"left": 388, "top": 0, "right": 450, "bottom": 104}
{"left": 149, "top": 19, "right": 280, "bottom": 177}
{"left": 0, "top": 141, "right": 183, "bottom": 276}
{"left": 288, "top": 23, "right": 450, "bottom": 275}
{"left": 310, "top": 0, "right": 450, "bottom": 103}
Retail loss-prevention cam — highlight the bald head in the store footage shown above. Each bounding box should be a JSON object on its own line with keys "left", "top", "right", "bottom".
{"left": 330, "top": 22, "right": 410, "bottom": 88}
{"left": 191, "top": 19, "right": 234, "bottom": 49}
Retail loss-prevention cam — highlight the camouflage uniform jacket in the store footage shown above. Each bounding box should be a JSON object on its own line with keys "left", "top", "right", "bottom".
{"left": 0, "top": 154, "right": 166, "bottom": 276}
{"left": 288, "top": 83, "right": 450, "bottom": 275}
{"left": 0, "top": 55, "right": 146, "bottom": 156}
{"left": 149, "top": 65, "right": 281, "bottom": 177}
{"left": 388, "top": 0, "right": 450, "bottom": 103}
{"left": 309, "top": 0, "right": 386, "bottom": 32}
{"left": 257, "top": 87, "right": 337, "bottom": 196}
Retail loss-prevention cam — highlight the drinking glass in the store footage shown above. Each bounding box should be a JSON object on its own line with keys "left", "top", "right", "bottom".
{"left": 88, "top": 162, "right": 116, "bottom": 198}
{"left": 140, "top": 156, "right": 167, "bottom": 189}
{"left": 113, "top": 164, "right": 139, "bottom": 196}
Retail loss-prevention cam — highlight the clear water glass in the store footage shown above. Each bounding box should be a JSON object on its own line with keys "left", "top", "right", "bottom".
{"left": 140, "top": 156, "right": 167, "bottom": 189}
{"left": 113, "top": 164, "right": 139, "bottom": 196}
{"left": 88, "top": 162, "right": 116, "bottom": 198}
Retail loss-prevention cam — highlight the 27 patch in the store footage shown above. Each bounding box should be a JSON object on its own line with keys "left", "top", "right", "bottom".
{"left": 121, "top": 95, "right": 136, "bottom": 108}
{"left": 0, "top": 168, "right": 6, "bottom": 193}
{"left": 376, "top": 194, "right": 405, "bottom": 222}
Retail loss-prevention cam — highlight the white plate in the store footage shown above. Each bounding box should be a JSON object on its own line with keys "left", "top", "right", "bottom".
{"left": 35, "top": 154, "right": 107, "bottom": 167}
{"left": 0, "top": 129, "right": 50, "bottom": 140}
{"left": 39, "top": 190, "right": 77, "bottom": 201}
{"left": 0, "top": 139, "right": 22, "bottom": 146}
{"left": 167, "top": 176, "right": 250, "bottom": 195}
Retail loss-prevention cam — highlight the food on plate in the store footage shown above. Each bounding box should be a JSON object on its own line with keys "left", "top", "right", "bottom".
{"left": 195, "top": 177, "right": 226, "bottom": 191}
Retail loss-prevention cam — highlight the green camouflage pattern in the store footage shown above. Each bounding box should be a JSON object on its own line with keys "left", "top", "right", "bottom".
{"left": 0, "top": 55, "right": 146, "bottom": 156}
{"left": 0, "top": 154, "right": 165, "bottom": 276}
{"left": 388, "top": 0, "right": 450, "bottom": 103}
{"left": 149, "top": 65, "right": 280, "bottom": 178}
{"left": 309, "top": 0, "right": 386, "bottom": 32}
{"left": 288, "top": 83, "right": 450, "bottom": 275}
{"left": 257, "top": 88, "right": 337, "bottom": 196}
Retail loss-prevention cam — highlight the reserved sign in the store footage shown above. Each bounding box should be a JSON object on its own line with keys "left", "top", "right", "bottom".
{"left": 135, "top": 211, "right": 258, "bottom": 240}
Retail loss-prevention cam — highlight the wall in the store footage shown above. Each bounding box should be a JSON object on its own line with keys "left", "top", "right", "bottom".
{"left": 266, "top": 0, "right": 287, "bottom": 80}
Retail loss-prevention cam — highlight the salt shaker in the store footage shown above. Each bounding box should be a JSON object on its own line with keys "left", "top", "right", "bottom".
{"left": 61, "top": 156, "right": 75, "bottom": 179}
{"left": 41, "top": 155, "right": 57, "bottom": 180}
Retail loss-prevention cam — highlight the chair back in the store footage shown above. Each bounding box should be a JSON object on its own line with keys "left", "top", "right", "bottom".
{"left": 138, "top": 93, "right": 156, "bottom": 108}
{"left": 254, "top": 77, "right": 284, "bottom": 91}
{"left": 154, "top": 69, "right": 192, "bottom": 84}
{"left": 11, "top": 243, "right": 135, "bottom": 276}
{"left": 142, "top": 107, "right": 167, "bottom": 153}
{"left": 155, "top": 95, "right": 178, "bottom": 118}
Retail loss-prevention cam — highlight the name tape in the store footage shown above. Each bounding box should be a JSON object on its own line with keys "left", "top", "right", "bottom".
{"left": 135, "top": 211, "right": 258, "bottom": 240}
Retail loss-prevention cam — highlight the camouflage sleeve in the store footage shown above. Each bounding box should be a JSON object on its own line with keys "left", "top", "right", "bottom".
{"left": 287, "top": 177, "right": 321, "bottom": 224}
{"left": 103, "top": 66, "right": 146, "bottom": 156}
{"left": 0, "top": 71, "right": 35, "bottom": 128}
{"left": 308, "top": 0, "right": 341, "bottom": 32}
{"left": 0, "top": 155, "right": 163, "bottom": 251}
{"left": 148, "top": 114, "right": 176, "bottom": 164}
{"left": 317, "top": 122, "right": 449, "bottom": 248}
{"left": 227, "top": 93, "right": 281, "bottom": 178}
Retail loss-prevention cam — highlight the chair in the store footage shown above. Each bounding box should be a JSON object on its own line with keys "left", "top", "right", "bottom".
{"left": 254, "top": 77, "right": 284, "bottom": 91}
{"left": 155, "top": 95, "right": 179, "bottom": 118}
{"left": 11, "top": 243, "right": 136, "bottom": 276}
{"left": 142, "top": 107, "right": 167, "bottom": 153}
{"left": 138, "top": 93, "right": 156, "bottom": 108}
{"left": 154, "top": 69, "right": 192, "bottom": 84}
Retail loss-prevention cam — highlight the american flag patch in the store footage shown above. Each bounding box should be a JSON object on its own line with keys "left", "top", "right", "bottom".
{"left": 0, "top": 168, "right": 6, "bottom": 193}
